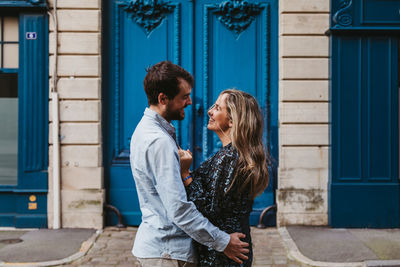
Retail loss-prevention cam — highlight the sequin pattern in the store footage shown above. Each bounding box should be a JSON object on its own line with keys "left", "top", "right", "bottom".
{"left": 186, "top": 143, "right": 253, "bottom": 267}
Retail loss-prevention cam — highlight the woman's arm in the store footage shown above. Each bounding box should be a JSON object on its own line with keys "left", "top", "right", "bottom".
{"left": 179, "top": 149, "right": 193, "bottom": 185}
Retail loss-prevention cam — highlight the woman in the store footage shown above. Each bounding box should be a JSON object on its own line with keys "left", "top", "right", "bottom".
{"left": 180, "top": 89, "right": 269, "bottom": 267}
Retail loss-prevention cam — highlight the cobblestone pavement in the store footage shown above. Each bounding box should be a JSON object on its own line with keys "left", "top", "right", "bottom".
{"left": 61, "top": 227, "right": 300, "bottom": 267}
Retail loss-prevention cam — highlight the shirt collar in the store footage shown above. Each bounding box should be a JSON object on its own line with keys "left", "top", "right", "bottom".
{"left": 144, "top": 107, "right": 178, "bottom": 143}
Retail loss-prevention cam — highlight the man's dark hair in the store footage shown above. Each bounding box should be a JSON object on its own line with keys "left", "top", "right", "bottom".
{"left": 143, "top": 61, "right": 194, "bottom": 105}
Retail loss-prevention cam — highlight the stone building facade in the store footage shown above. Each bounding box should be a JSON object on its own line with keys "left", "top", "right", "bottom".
{"left": 45, "top": 0, "right": 331, "bottom": 229}
{"left": 2, "top": 0, "right": 397, "bottom": 230}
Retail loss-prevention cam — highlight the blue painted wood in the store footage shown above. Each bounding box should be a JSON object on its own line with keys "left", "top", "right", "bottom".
{"left": 331, "top": 0, "right": 400, "bottom": 30}
{"left": 107, "top": 166, "right": 141, "bottom": 225}
{"left": 0, "top": 193, "right": 16, "bottom": 213}
{"left": 0, "top": 0, "right": 46, "bottom": 8}
{"left": 0, "top": 12, "right": 48, "bottom": 228}
{"left": 193, "top": 0, "right": 278, "bottom": 226}
{"left": 0, "top": 215, "right": 15, "bottom": 227}
{"left": 330, "top": 35, "right": 399, "bottom": 228}
{"left": 331, "top": 184, "right": 399, "bottom": 228}
{"left": 362, "top": 0, "right": 400, "bottom": 24}
{"left": 15, "top": 215, "right": 47, "bottom": 228}
{"left": 104, "top": 0, "right": 278, "bottom": 226}
{"left": 104, "top": 0, "right": 193, "bottom": 226}
{"left": 18, "top": 13, "right": 48, "bottom": 191}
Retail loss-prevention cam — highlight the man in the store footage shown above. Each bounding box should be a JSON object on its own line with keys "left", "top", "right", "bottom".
{"left": 130, "top": 61, "right": 249, "bottom": 267}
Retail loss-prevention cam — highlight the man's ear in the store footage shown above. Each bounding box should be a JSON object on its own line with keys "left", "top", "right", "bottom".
{"left": 158, "top": 93, "right": 169, "bottom": 105}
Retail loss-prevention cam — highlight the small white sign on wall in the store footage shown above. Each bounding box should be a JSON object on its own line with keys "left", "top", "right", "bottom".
{"left": 26, "top": 32, "right": 37, "bottom": 40}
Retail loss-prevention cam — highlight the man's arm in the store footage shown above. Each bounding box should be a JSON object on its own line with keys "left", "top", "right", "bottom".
{"left": 148, "top": 138, "right": 248, "bottom": 262}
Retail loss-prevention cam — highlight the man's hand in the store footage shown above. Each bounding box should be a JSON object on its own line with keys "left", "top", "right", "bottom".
{"left": 223, "top": 233, "right": 249, "bottom": 264}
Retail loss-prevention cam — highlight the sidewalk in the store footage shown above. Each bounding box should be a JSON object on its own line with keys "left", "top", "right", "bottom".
{"left": 0, "top": 227, "right": 298, "bottom": 266}
{"left": 0, "top": 228, "right": 97, "bottom": 267}
{"left": 281, "top": 226, "right": 400, "bottom": 267}
{"left": 0, "top": 226, "right": 399, "bottom": 266}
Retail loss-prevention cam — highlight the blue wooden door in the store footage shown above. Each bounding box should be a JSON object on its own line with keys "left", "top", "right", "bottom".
{"left": 104, "top": 0, "right": 278, "bottom": 226}
{"left": 330, "top": 36, "right": 399, "bottom": 227}
{"left": 330, "top": 0, "right": 400, "bottom": 228}
{"left": 192, "top": 0, "right": 278, "bottom": 225}
{"left": 103, "top": 0, "right": 195, "bottom": 226}
{"left": 0, "top": 10, "right": 48, "bottom": 228}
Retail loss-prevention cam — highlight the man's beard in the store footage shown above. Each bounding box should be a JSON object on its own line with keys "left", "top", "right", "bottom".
{"left": 165, "top": 107, "right": 185, "bottom": 121}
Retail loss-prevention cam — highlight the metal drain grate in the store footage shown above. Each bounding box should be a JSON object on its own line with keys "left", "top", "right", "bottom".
{"left": 0, "top": 238, "right": 23, "bottom": 244}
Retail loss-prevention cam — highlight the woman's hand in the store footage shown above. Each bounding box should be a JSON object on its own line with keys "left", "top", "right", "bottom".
{"left": 178, "top": 149, "right": 192, "bottom": 178}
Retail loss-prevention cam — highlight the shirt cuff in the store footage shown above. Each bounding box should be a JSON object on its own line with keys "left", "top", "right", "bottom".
{"left": 212, "top": 231, "right": 230, "bottom": 252}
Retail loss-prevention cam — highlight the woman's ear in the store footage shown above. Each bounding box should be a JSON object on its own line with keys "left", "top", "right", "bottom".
{"left": 229, "top": 120, "right": 233, "bottom": 128}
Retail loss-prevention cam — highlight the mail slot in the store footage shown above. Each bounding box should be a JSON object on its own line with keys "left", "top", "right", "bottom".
{"left": 363, "top": 0, "right": 400, "bottom": 24}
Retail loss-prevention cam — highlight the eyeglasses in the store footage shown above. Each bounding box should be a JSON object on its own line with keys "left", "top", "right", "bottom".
{"left": 208, "top": 104, "right": 216, "bottom": 112}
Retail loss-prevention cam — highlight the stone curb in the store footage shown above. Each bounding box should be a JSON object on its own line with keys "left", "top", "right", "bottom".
{"left": 278, "top": 227, "right": 400, "bottom": 267}
{"left": 0, "top": 229, "right": 102, "bottom": 267}
{"left": 364, "top": 260, "right": 400, "bottom": 267}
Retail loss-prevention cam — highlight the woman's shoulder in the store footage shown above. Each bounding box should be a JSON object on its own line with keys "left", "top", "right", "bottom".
{"left": 219, "top": 143, "right": 239, "bottom": 161}
{"left": 194, "top": 143, "right": 238, "bottom": 172}
{"left": 213, "top": 142, "right": 233, "bottom": 155}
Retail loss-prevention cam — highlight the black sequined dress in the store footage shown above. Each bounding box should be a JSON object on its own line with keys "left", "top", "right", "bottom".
{"left": 186, "top": 143, "right": 253, "bottom": 267}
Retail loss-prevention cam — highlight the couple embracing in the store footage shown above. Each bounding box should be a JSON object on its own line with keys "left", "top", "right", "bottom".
{"left": 130, "top": 61, "right": 269, "bottom": 267}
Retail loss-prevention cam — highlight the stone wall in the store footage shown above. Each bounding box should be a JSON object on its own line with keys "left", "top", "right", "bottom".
{"left": 277, "top": 0, "right": 330, "bottom": 226}
{"left": 47, "top": 0, "right": 104, "bottom": 229}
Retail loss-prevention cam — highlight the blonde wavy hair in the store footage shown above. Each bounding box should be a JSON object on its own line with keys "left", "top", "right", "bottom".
{"left": 222, "top": 89, "right": 269, "bottom": 199}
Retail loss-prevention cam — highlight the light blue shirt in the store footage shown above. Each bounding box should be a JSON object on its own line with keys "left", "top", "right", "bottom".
{"left": 130, "top": 108, "right": 230, "bottom": 263}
